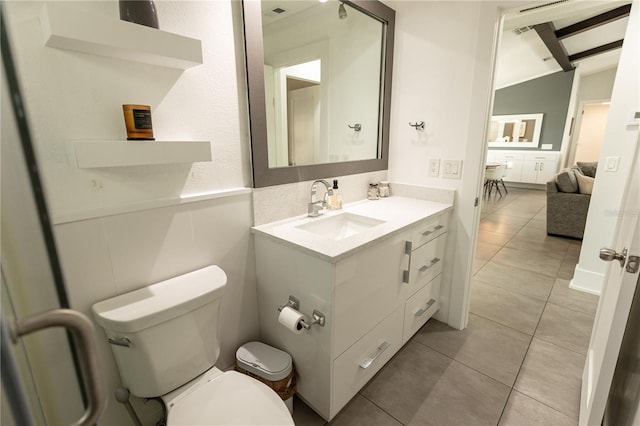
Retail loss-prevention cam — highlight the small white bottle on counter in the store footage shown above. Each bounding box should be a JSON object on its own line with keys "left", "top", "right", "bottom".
{"left": 329, "top": 179, "right": 343, "bottom": 209}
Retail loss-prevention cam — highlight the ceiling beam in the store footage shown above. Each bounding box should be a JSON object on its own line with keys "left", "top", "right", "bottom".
{"left": 568, "top": 39, "right": 624, "bottom": 62}
{"left": 533, "top": 22, "right": 574, "bottom": 71}
{"left": 555, "top": 4, "right": 631, "bottom": 40}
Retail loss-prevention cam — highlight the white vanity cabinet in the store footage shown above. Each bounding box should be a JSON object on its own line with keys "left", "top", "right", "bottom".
{"left": 401, "top": 215, "right": 447, "bottom": 344}
{"left": 252, "top": 202, "right": 450, "bottom": 421}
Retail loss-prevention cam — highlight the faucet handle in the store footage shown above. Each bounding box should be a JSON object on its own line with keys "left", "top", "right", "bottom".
{"left": 308, "top": 202, "right": 324, "bottom": 217}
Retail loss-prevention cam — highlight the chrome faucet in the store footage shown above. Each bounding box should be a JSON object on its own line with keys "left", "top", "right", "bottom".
{"left": 308, "top": 180, "right": 334, "bottom": 217}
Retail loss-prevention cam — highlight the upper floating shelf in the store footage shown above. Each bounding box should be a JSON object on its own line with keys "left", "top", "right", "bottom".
{"left": 40, "top": 3, "right": 203, "bottom": 69}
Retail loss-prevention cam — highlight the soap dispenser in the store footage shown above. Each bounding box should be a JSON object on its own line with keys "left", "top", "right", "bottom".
{"left": 329, "top": 179, "right": 343, "bottom": 209}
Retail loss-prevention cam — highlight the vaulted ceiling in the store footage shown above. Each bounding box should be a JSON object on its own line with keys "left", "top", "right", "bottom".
{"left": 496, "top": 1, "right": 631, "bottom": 88}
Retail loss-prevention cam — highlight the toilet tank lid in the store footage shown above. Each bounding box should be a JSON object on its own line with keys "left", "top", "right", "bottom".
{"left": 92, "top": 265, "right": 227, "bottom": 333}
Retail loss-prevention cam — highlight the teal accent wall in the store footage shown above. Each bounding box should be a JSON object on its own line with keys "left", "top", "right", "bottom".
{"left": 491, "top": 70, "right": 575, "bottom": 151}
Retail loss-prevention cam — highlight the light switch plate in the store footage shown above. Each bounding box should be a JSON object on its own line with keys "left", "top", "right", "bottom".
{"left": 428, "top": 159, "right": 440, "bottom": 177}
{"left": 605, "top": 156, "right": 619, "bottom": 172}
{"left": 442, "top": 160, "right": 462, "bottom": 179}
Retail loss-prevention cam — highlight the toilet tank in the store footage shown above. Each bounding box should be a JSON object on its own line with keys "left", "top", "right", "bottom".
{"left": 92, "top": 265, "right": 227, "bottom": 397}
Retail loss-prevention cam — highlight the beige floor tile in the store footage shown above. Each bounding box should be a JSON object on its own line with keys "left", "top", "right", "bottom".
{"left": 479, "top": 221, "right": 524, "bottom": 236}
{"left": 293, "top": 396, "right": 326, "bottom": 426}
{"left": 557, "top": 260, "right": 577, "bottom": 280}
{"left": 549, "top": 279, "right": 599, "bottom": 316}
{"left": 492, "top": 247, "right": 563, "bottom": 277}
{"left": 499, "top": 390, "right": 577, "bottom": 426}
{"left": 524, "top": 218, "right": 546, "bottom": 231}
{"left": 514, "top": 338, "right": 585, "bottom": 419}
{"left": 516, "top": 226, "right": 572, "bottom": 244}
{"left": 414, "top": 315, "right": 531, "bottom": 386}
{"left": 329, "top": 395, "right": 401, "bottom": 426}
{"left": 505, "top": 234, "right": 570, "bottom": 256}
{"left": 473, "top": 259, "right": 488, "bottom": 275}
{"left": 470, "top": 281, "right": 546, "bottom": 335}
{"left": 477, "top": 229, "right": 513, "bottom": 246}
{"left": 484, "top": 213, "right": 531, "bottom": 226}
{"left": 535, "top": 303, "right": 595, "bottom": 355}
{"left": 405, "top": 361, "right": 510, "bottom": 426}
{"left": 475, "top": 241, "right": 502, "bottom": 262}
{"left": 360, "top": 341, "right": 453, "bottom": 424}
{"left": 473, "top": 261, "right": 555, "bottom": 301}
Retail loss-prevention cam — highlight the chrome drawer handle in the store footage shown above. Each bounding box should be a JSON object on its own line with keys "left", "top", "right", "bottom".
{"left": 108, "top": 337, "right": 132, "bottom": 347}
{"left": 359, "top": 341, "right": 391, "bottom": 369}
{"left": 419, "top": 257, "right": 440, "bottom": 272}
{"left": 421, "top": 225, "right": 444, "bottom": 236}
{"left": 414, "top": 299, "right": 436, "bottom": 317}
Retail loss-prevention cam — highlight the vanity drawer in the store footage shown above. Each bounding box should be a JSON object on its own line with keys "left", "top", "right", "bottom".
{"left": 402, "top": 274, "right": 441, "bottom": 344}
{"left": 331, "top": 306, "right": 404, "bottom": 417}
{"left": 410, "top": 215, "right": 447, "bottom": 248}
{"left": 407, "top": 234, "right": 446, "bottom": 293}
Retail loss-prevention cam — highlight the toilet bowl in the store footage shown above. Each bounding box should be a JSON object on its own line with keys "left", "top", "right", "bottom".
{"left": 92, "top": 265, "right": 294, "bottom": 425}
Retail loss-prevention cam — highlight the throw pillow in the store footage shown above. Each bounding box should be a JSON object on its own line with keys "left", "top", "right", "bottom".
{"left": 577, "top": 161, "right": 598, "bottom": 178}
{"left": 576, "top": 172, "right": 595, "bottom": 195}
{"left": 555, "top": 169, "right": 578, "bottom": 193}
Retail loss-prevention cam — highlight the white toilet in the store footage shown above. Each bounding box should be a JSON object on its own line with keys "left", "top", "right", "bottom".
{"left": 92, "top": 265, "right": 294, "bottom": 425}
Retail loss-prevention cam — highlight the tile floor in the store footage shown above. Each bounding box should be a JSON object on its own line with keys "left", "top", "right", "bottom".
{"left": 292, "top": 188, "right": 600, "bottom": 426}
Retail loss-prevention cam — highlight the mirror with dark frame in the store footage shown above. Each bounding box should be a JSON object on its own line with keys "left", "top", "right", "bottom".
{"left": 243, "top": 0, "right": 395, "bottom": 188}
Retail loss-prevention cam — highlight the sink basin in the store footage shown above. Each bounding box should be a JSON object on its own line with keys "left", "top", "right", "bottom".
{"left": 296, "top": 212, "right": 385, "bottom": 240}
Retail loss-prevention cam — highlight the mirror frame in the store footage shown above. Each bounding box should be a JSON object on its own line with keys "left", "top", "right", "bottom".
{"left": 242, "top": 0, "right": 395, "bottom": 188}
{"left": 487, "top": 113, "right": 544, "bottom": 148}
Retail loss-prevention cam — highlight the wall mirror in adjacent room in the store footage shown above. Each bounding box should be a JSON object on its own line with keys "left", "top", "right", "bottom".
{"left": 487, "top": 113, "right": 544, "bottom": 148}
{"left": 243, "top": 0, "right": 395, "bottom": 187}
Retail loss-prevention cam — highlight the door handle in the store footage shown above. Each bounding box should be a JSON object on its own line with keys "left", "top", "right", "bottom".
{"left": 600, "top": 247, "right": 628, "bottom": 267}
{"left": 10, "top": 309, "right": 106, "bottom": 426}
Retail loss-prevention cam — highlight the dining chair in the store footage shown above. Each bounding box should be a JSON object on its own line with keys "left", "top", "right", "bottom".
{"left": 484, "top": 163, "right": 508, "bottom": 197}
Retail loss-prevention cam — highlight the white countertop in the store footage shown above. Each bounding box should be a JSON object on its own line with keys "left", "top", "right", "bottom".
{"left": 251, "top": 196, "right": 453, "bottom": 262}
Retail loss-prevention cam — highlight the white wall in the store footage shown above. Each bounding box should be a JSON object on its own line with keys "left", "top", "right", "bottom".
{"left": 3, "top": 1, "right": 258, "bottom": 424}
{"left": 564, "top": 67, "right": 617, "bottom": 166}
{"left": 574, "top": 103, "right": 610, "bottom": 163}
{"left": 572, "top": 2, "right": 640, "bottom": 295}
{"left": 576, "top": 67, "right": 618, "bottom": 103}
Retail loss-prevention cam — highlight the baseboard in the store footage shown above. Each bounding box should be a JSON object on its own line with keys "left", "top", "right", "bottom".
{"left": 570, "top": 265, "right": 604, "bottom": 296}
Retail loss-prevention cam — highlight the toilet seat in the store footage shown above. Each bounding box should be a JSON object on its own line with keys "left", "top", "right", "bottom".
{"left": 165, "top": 370, "right": 294, "bottom": 425}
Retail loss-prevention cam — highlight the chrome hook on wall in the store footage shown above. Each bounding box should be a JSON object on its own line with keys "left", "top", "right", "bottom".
{"left": 348, "top": 123, "right": 362, "bottom": 132}
{"left": 409, "top": 121, "right": 425, "bottom": 130}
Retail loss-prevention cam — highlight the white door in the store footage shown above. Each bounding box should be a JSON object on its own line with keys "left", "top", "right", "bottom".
{"left": 579, "top": 155, "right": 640, "bottom": 425}
{"left": 287, "top": 84, "right": 320, "bottom": 166}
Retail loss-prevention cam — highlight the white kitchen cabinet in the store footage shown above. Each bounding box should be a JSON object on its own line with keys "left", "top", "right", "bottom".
{"left": 488, "top": 151, "right": 560, "bottom": 184}
{"left": 492, "top": 152, "right": 525, "bottom": 182}
{"left": 521, "top": 153, "right": 559, "bottom": 184}
{"left": 252, "top": 203, "right": 450, "bottom": 421}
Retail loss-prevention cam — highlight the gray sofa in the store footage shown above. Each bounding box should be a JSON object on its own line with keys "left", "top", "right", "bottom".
{"left": 546, "top": 162, "right": 597, "bottom": 240}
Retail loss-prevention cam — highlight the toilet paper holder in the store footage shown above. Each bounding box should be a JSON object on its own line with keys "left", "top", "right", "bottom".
{"left": 277, "top": 295, "right": 325, "bottom": 329}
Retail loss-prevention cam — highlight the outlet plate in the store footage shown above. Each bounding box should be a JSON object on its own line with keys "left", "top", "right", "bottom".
{"left": 428, "top": 159, "right": 440, "bottom": 177}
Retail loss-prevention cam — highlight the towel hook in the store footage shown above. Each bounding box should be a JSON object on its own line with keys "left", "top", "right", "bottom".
{"left": 347, "top": 123, "right": 362, "bottom": 132}
{"left": 409, "top": 121, "right": 425, "bottom": 130}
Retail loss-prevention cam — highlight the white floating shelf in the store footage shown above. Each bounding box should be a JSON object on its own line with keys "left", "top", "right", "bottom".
{"left": 67, "top": 141, "right": 212, "bottom": 168}
{"left": 41, "top": 3, "right": 203, "bottom": 69}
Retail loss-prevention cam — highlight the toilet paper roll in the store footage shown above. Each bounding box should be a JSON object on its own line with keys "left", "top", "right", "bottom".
{"left": 278, "top": 307, "right": 308, "bottom": 334}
